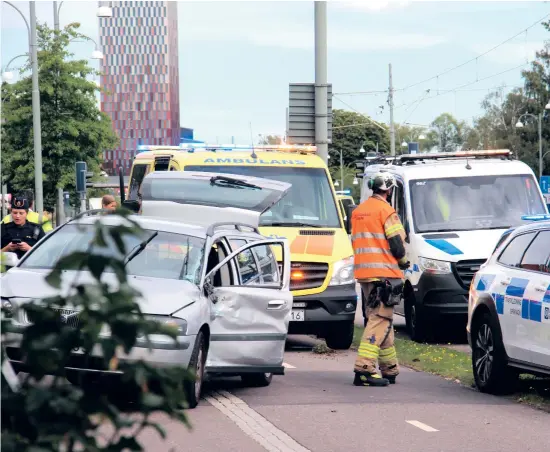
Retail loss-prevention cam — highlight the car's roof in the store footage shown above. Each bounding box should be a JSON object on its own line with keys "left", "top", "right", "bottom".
{"left": 509, "top": 219, "right": 550, "bottom": 236}
{"left": 72, "top": 214, "right": 208, "bottom": 239}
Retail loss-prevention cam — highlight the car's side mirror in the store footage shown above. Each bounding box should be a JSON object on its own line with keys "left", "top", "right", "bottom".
{"left": 2, "top": 252, "right": 19, "bottom": 270}
{"left": 122, "top": 200, "right": 140, "bottom": 213}
{"left": 345, "top": 205, "right": 357, "bottom": 235}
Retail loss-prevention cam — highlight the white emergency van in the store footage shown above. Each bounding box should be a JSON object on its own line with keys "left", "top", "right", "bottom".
{"left": 356, "top": 150, "right": 549, "bottom": 342}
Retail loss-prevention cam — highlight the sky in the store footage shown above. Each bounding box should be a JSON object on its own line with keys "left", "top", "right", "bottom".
{"left": 1, "top": 0, "right": 549, "bottom": 144}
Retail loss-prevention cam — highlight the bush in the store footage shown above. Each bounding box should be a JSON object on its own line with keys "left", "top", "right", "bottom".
{"left": 1, "top": 212, "right": 191, "bottom": 451}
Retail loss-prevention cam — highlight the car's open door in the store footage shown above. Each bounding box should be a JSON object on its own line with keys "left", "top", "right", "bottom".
{"left": 139, "top": 171, "right": 291, "bottom": 228}
{"left": 203, "top": 238, "right": 292, "bottom": 375}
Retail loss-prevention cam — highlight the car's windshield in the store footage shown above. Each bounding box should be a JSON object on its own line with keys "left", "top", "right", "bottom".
{"left": 410, "top": 174, "right": 547, "bottom": 233}
{"left": 19, "top": 224, "right": 205, "bottom": 283}
{"left": 184, "top": 166, "right": 341, "bottom": 228}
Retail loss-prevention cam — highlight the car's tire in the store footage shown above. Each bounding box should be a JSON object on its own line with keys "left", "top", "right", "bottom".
{"left": 405, "top": 291, "right": 429, "bottom": 343}
{"left": 184, "top": 331, "right": 207, "bottom": 409}
{"left": 325, "top": 321, "right": 354, "bottom": 350}
{"left": 471, "top": 312, "right": 518, "bottom": 394}
{"left": 241, "top": 372, "right": 273, "bottom": 387}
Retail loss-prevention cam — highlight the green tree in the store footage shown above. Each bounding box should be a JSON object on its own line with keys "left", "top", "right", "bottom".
{"left": 257, "top": 134, "right": 283, "bottom": 145}
{"left": 1, "top": 23, "right": 118, "bottom": 210}
{"left": 423, "top": 113, "right": 469, "bottom": 152}
{"left": 329, "top": 109, "right": 390, "bottom": 168}
{"left": 1, "top": 211, "right": 190, "bottom": 450}
{"left": 394, "top": 123, "right": 426, "bottom": 153}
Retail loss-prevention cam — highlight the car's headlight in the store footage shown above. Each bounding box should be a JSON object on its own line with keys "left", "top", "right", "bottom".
{"left": 418, "top": 257, "right": 451, "bottom": 274}
{"left": 329, "top": 256, "right": 355, "bottom": 286}
{"left": 1, "top": 298, "right": 13, "bottom": 318}
{"left": 144, "top": 315, "right": 188, "bottom": 337}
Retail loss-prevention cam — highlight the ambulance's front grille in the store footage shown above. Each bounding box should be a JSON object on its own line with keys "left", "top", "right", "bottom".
{"left": 454, "top": 259, "right": 486, "bottom": 289}
{"left": 289, "top": 262, "right": 329, "bottom": 291}
{"left": 299, "top": 230, "right": 335, "bottom": 236}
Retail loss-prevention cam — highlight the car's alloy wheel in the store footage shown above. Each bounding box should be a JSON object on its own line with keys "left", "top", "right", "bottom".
{"left": 194, "top": 345, "right": 205, "bottom": 402}
{"left": 471, "top": 312, "right": 517, "bottom": 394}
{"left": 473, "top": 323, "right": 493, "bottom": 385}
{"left": 184, "top": 331, "right": 207, "bottom": 408}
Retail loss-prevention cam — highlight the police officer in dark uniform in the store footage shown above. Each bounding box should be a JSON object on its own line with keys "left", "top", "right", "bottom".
{"left": 1, "top": 197, "right": 45, "bottom": 259}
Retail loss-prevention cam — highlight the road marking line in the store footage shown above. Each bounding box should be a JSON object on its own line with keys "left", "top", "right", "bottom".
{"left": 406, "top": 420, "right": 439, "bottom": 432}
{"left": 206, "top": 390, "right": 311, "bottom": 452}
{"left": 283, "top": 362, "right": 296, "bottom": 369}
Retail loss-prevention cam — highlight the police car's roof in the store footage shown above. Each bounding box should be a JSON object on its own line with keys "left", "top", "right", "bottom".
{"left": 364, "top": 158, "right": 534, "bottom": 180}
{"left": 508, "top": 219, "right": 550, "bottom": 236}
{"left": 72, "top": 214, "right": 208, "bottom": 239}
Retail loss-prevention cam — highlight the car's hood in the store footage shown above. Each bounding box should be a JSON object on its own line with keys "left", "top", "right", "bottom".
{"left": 415, "top": 229, "right": 507, "bottom": 262}
{"left": 1, "top": 268, "right": 200, "bottom": 315}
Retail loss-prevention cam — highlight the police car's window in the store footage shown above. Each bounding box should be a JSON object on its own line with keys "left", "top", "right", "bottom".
{"left": 129, "top": 164, "right": 148, "bottom": 201}
{"left": 234, "top": 247, "right": 261, "bottom": 285}
{"left": 409, "top": 175, "right": 546, "bottom": 233}
{"left": 252, "top": 244, "right": 280, "bottom": 285}
{"left": 497, "top": 232, "right": 536, "bottom": 268}
{"left": 20, "top": 224, "right": 205, "bottom": 283}
{"left": 520, "top": 231, "right": 550, "bottom": 274}
{"left": 184, "top": 166, "right": 341, "bottom": 228}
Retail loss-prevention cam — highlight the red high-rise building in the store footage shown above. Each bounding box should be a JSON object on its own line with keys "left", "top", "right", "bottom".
{"left": 98, "top": 1, "right": 180, "bottom": 175}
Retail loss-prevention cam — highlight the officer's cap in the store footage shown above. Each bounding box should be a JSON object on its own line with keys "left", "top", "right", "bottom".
{"left": 11, "top": 197, "right": 30, "bottom": 211}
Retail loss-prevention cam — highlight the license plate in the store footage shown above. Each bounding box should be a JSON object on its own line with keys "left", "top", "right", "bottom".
{"left": 291, "top": 310, "right": 305, "bottom": 321}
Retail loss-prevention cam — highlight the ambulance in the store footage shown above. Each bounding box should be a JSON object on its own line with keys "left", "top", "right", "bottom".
{"left": 356, "top": 149, "right": 549, "bottom": 342}
{"left": 127, "top": 144, "right": 357, "bottom": 349}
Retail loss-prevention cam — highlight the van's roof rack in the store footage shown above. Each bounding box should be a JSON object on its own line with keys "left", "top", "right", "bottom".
{"left": 206, "top": 221, "right": 260, "bottom": 236}
{"left": 396, "top": 149, "right": 512, "bottom": 165}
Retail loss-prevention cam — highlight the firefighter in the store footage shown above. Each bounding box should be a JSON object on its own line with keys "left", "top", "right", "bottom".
{"left": 1, "top": 189, "right": 52, "bottom": 233}
{"left": 351, "top": 171, "right": 410, "bottom": 387}
{"left": 1, "top": 196, "right": 46, "bottom": 259}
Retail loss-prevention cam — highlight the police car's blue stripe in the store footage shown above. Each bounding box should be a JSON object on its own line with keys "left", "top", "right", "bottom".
{"left": 476, "top": 274, "right": 495, "bottom": 291}
{"left": 424, "top": 239, "right": 464, "bottom": 255}
{"left": 494, "top": 293, "right": 504, "bottom": 314}
{"left": 505, "top": 278, "right": 529, "bottom": 298}
{"left": 543, "top": 285, "right": 550, "bottom": 304}
{"left": 530, "top": 300, "right": 542, "bottom": 322}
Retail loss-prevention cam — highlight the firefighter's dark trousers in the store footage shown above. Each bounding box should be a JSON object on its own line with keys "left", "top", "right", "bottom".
{"left": 354, "top": 282, "right": 399, "bottom": 377}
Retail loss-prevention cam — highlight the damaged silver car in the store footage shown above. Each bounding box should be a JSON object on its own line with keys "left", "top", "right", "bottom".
{"left": 2, "top": 172, "right": 293, "bottom": 408}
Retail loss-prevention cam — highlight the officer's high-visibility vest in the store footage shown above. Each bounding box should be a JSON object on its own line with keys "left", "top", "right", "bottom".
{"left": 351, "top": 197, "right": 402, "bottom": 280}
{"left": 2, "top": 211, "right": 53, "bottom": 232}
{"left": 435, "top": 185, "right": 450, "bottom": 221}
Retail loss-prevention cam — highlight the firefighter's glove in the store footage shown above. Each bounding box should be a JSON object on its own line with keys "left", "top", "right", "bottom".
{"left": 398, "top": 259, "right": 410, "bottom": 270}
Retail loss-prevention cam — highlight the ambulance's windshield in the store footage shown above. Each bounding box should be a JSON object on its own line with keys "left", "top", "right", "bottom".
{"left": 184, "top": 166, "right": 341, "bottom": 228}
{"left": 409, "top": 174, "right": 547, "bottom": 233}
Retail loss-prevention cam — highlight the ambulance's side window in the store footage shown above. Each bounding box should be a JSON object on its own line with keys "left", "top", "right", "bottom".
{"left": 129, "top": 164, "right": 148, "bottom": 201}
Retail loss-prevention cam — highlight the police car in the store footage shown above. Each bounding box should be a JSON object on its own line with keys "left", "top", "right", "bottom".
{"left": 467, "top": 215, "right": 550, "bottom": 394}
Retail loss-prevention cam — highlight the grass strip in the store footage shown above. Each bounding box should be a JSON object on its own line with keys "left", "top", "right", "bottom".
{"left": 352, "top": 325, "right": 549, "bottom": 411}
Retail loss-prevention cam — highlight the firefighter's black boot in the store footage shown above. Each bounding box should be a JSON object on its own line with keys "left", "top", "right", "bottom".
{"left": 384, "top": 375, "right": 396, "bottom": 384}
{"left": 353, "top": 372, "right": 390, "bottom": 387}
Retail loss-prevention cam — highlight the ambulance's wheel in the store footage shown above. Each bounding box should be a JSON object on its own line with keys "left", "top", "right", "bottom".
{"left": 325, "top": 321, "right": 354, "bottom": 350}
{"left": 241, "top": 372, "right": 273, "bottom": 387}
{"left": 471, "top": 312, "right": 518, "bottom": 394}
{"left": 405, "top": 292, "right": 428, "bottom": 343}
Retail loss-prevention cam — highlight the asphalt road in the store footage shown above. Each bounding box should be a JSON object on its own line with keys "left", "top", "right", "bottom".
{"left": 131, "top": 334, "right": 550, "bottom": 452}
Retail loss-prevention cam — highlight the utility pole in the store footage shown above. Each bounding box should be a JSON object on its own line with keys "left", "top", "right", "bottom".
{"left": 53, "top": 1, "right": 60, "bottom": 30}
{"left": 30, "top": 2, "right": 44, "bottom": 217}
{"left": 314, "top": 1, "right": 328, "bottom": 163}
{"left": 538, "top": 112, "right": 543, "bottom": 180}
{"left": 389, "top": 64, "right": 395, "bottom": 156}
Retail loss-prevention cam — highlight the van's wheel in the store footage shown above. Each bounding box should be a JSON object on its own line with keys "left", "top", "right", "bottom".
{"left": 471, "top": 312, "right": 518, "bottom": 394}
{"left": 405, "top": 291, "right": 429, "bottom": 342}
{"left": 325, "top": 321, "right": 354, "bottom": 350}
{"left": 184, "top": 331, "right": 207, "bottom": 409}
{"left": 241, "top": 372, "right": 273, "bottom": 387}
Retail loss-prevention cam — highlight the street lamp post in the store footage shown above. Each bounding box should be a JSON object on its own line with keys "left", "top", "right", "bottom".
{"left": 515, "top": 105, "right": 550, "bottom": 180}
{"left": 4, "top": 1, "right": 44, "bottom": 217}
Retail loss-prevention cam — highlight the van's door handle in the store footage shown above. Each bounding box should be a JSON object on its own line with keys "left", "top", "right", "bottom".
{"left": 268, "top": 300, "right": 287, "bottom": 310}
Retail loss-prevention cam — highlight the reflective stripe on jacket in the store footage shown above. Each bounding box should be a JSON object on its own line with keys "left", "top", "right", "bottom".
{"left": 2, "top": 211, "right": 53, "bottom": 232}
{"left": 351, "top": 196, "right": 403, "bottom": 280}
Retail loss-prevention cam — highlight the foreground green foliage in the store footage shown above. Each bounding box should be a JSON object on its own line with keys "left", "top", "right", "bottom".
{"left": 1, "top": 212, "right": 191, "bottom": 451}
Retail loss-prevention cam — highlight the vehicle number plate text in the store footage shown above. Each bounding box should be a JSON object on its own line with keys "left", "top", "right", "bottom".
{"left": 291, "top": 310, "right": 305, "bottom": 321}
